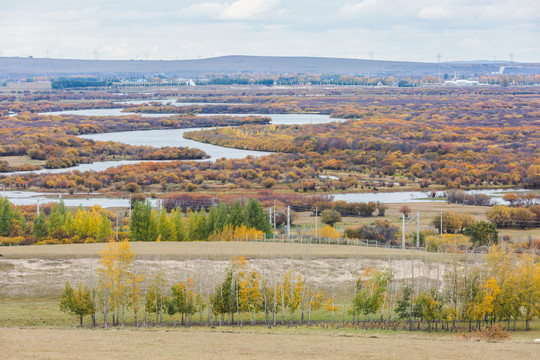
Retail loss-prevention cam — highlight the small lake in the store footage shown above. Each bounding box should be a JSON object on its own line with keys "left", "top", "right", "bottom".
{"left": 2, "top": 190, "right": 156, "bottom": 208}
{"left": 333, "top": 188, "right": 537, "bottom": 204}
{"left": 80, "top": 128, "right": 273, "bottom": 162}
{"left": 38, "top": 108, "right": 336, "bottom": 125}
{"left": 116, "top": 100, "right": 245, "bottom": 106}
{"left": 7, "top": 112, "right": 337, "bottom": 174}
{"left": 3, "top": 189, "right": 535, "bottom": 209}
{"left": 40, "top": 108, "right": 175, "bottom": 117}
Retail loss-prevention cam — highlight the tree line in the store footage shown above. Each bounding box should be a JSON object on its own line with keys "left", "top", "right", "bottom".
{"left": 60, "top": 242, "right": 540, "bottom": 333}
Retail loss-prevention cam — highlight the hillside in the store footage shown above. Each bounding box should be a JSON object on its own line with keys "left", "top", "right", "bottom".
{"left": 1, "top": 55, "right": 539, "bottom": 79}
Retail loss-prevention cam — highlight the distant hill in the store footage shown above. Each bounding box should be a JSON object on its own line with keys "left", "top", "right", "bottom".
{"left": 1, "top": 55, "right": 539, "bottom": 79}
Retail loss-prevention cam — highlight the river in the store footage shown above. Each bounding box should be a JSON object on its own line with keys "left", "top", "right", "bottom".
{"left": 2, "top": 189, "right": 534, "bottom": 209}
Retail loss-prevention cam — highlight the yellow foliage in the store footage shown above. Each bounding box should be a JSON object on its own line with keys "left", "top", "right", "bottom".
{"left": 325, "top": 298, "right": 338, "bottom": 312}
{"left": 316, "top": 225, "right": 341, "bottom": 239}
{"left": 425, "top": 234, "right": 470, "bottom": 252}
{"left": 208, "top": 224, "right": 265, "bottom": 241}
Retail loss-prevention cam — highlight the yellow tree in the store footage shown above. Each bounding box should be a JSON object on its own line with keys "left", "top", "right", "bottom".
{"left": 517, "top": 254, "right": 540, "bottom": 331}
{"left": 480, "top": 277, "right": 501, "bottom": 328}
{"left": 97, "top": 239, "right": 135, "bottom": 327}
{"left": 283, "top": 270, "right": 305, "bottom": 326}
{"left": 239, "top": 270, "right": 263, "bottom": 325}
{"left": 307, "top": 289, "right": 323, "bottom": 326}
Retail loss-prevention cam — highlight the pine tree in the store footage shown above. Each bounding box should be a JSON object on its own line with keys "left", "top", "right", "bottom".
{"left": 32, "top": 210, "right": 48, "bottom": 239}
{"left": 245, "top": 199, "right": 272, "bottom": 234}
{"left": 206, "top": 205, "right": 217, "bottom": 237}
{"left": 215, "top": 202, "right": 229, "bottom": 233}
{"left": 229, "top": 201, "right": 244, "bottom": 228}
{"left": 0, "top": 197, "right": 11, "bottom": 236}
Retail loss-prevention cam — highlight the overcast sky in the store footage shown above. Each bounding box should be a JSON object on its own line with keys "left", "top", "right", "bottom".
{"left": 1, "top": 0, "right": 538, "bottom": 62}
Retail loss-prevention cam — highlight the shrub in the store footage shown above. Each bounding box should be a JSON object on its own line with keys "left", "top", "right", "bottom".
{"left": 465, "top": 221, "right": 498, "bottom": 247}
{"left": 321, "top": 209, "right": 341, "bottom": 227}
{"left": 425, "top": 234, "right": 470, "bottom": 252}
{"left": 317, "top": 225, "right": 340, "bottom": 239}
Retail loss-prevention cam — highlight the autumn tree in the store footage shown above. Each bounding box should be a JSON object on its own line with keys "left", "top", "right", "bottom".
{"left": 60, "top": 282, "right": 94, "bottom": 326}
{"left": 97, "top": 240, "right": 137, "bottom": 327}
{"left": 465, "top": 221, "right": 498, "bottom": 247}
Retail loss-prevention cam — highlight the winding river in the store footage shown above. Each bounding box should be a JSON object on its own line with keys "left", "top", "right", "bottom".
{"left": 4, "top": 103, "right": 536, "bottom": 208}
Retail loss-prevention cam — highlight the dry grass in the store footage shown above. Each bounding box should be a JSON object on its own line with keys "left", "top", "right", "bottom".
{"left": 0, "top": 80, "right": 51, "bottom": 93}
{"left": 294, "top": 201, "right": 539, "bottom": 242}
{"left": 0, "top": 241, "right": 454, "bottom": 261}
{"left": 1, "top": 327, "right": 538, "bottom": 360}
{"left": 0, "top": 155, "right": 46, "bottom": 167}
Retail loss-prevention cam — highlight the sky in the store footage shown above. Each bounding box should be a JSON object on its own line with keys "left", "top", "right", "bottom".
{"left": 1, "top": 0, "right": 539, "bottom": 63}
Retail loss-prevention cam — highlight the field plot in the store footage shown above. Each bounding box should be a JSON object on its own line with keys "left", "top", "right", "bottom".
{"left": 1, "top": 327, "right": 538, "bottom": 360}
{"left": 0, "top": 242, "right": 452, "bottom": 298}
{"left": 0, "top": 241, "right": 438, "bottom": 260}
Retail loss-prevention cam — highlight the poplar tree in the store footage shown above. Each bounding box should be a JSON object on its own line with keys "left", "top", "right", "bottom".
{"left": 130, "top": 200, "right": 157, "bottom": 241}
{"left": 171, "top": 209, "right": 185, "bottom": 241}
{"left": 157, "top": 210, "right": 175, "bottom": 242}
{"left": 49, "top": 200, "right": 68, "bottom": 234}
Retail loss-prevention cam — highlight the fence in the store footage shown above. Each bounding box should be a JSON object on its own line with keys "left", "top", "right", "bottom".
{"left": 234, "top": 233, "right": 423, "bottom": 250}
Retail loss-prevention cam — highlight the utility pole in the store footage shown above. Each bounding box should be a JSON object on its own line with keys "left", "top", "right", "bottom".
{"left": 416, "top": 211, "right": 420, "bottom": 248}
{"left": 440, "top": 210, "right": 443, "bottom": 234}
{"left": 315, "top": 206, "right": 318, "bottom": 238}
{"left": 268, "top": 208, "right": 272, "bottom": 227}
{"left": 116, "top": 212, "right": 120, "bottom": 241}
{"left": 402, "top": 214, "right": 406, "bottom": 250}
{"left": 287, "top": 206, "right": 290, "bottom": 238}
{"left": 36, "top": 199, "right": 40, "bottom": 215}
{"left": 273, "top": 200, "right": 276, "bottom": 230}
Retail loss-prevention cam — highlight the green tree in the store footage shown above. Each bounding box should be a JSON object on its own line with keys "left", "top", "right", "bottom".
{"left": 157, "top": 210, "right": 175, "bottom": 242}
{"left": 130, "top": 200, "right": 157, "bottom": 241}
{"left": 245, "top": 199, "right": 272, "bottom": 234}
{"left": 321, "top": 209, "right": 341, "bottom": 227}
{"left": 187, "top": 208, "right": 207, "bottom": 241}
{"left": 171, "top": 209, "right": 185, "bottom": 241}
{"left": 228, "top": 201, "right": 244, "bottom": 228}
{"left": 465, "top": 221, "right": 498, "bottom": 247}
{"left": 206, "top": 205, "right": 218, "bottom": 237}
{"left": 0, "top": 197, "right": 12, "bottom": 236}
{"left": 60, "top": 282, "right": 95, "bottom": 326}
{"left": 32, "top": 210, "right": 48, "bottom": 239}
{"left": 49, "top": 200, "right": 68, "bottom": 234}
{"left": 215, "top": 202, "right": 229, "bottom": 233}
{"left": 96, "top": 213, "right": 112, "bottom": 242}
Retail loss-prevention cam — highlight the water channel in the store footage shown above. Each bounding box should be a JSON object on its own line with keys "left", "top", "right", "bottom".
{"left": 3, "top": 103, "right": 536, "bottom": 208}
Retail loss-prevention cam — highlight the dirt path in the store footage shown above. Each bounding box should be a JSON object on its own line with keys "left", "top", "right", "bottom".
{"left": 0, "top": 327, "right": 536, "bottom": 360}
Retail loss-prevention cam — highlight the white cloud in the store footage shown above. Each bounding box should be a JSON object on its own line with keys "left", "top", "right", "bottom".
{"left": 183, "top": 0, "right": 280, "bottom": 20}
{"left": 0, "top": 0, "right": 538, "bottom": 62}
{"left": 417, "top": 5, "right": 454, "bottom": 20}
{"left": 219, "top": 0, "right": 279, "bottom": 20}
{"left": 458, "top": 37, "right": 488, "bottom": 50}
